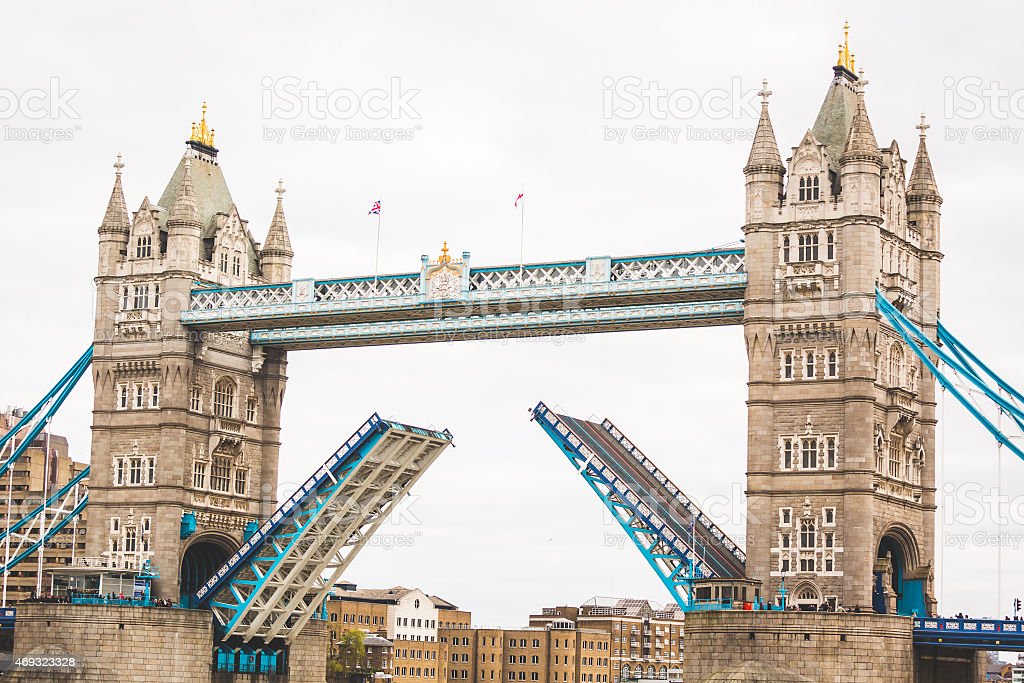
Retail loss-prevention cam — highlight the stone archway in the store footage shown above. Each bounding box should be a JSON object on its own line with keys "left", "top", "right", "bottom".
{"left": 791, "top": 582, "right": 821, "bottom": 611}
{"left": 874, "top": 524, "right": 925, "bottom": 616}
{"left": 179, "top": 532, "right": 237, "bottom": 608}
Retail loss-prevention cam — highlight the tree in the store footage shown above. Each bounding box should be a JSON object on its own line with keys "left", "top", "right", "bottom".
{"left": 334, "top": 629, "right": 367, "bottom": 672}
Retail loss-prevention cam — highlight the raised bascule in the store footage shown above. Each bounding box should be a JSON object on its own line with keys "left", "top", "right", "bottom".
{"left": 4, "top": 23, "right": 1024, "bottom": 683}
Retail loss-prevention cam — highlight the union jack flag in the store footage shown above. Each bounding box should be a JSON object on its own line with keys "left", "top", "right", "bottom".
{"left": 368, "top": 200, "right": 381, "bottom": 215}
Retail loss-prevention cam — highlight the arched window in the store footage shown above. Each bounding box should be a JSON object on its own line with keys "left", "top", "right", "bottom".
{"left": 646, "top": 666, "right": 655, "bottom": 678}
{"left": 220, "top": 251, "right": 229, "bottom": 273}
{"left": 136, "top": 235, "right": 152, "bottom": 258}
{"left": 782, "top": 235, "right": 791, "bottom": 263}
{"left": 213, "top": 378, "right": 236, "bottom": 418}
{"left": 621, "top": 666, "right": 629, "bottom": 679}
{"left": 124, "top": 527, "right": 137, "bottom": 553}
{"left": 799, "top": 520, "right": 816, "bottom": 549}
{"left": 633, "top": 665, "right": 643, "bottom": 678}
{"left": 658, "top": 667, "right": 667, "bottom": 680}
{"left": 232, "top": 253, "right": 242, "bottom": 277}
{"left": 889, "top": 344, "right": 904, "bottom": 387}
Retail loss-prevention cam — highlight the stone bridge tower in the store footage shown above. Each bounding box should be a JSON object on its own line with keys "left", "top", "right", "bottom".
{"left": 741, "top": 29, "right": 942, "bottom": 614}
{"left": 90, "top": 105, "right": 294, "bottom": 602}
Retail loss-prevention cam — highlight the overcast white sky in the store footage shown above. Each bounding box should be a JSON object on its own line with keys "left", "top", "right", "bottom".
{"left": 1, "top": 2, "right": 1023, "bottom": 627}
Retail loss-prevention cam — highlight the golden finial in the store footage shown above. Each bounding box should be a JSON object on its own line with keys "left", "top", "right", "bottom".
{"left": 189, "top": 100, "right": 216, "bottom": 147}
{"left": 438, "top": 241, "right": 452, "bottom": 265}
{"left": 836, "top": 21, "right": 855, "bottom": 73}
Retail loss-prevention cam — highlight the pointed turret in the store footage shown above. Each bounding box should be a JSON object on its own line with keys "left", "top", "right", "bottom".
{"left": 261, "top": 179, "right": 294, "bottom": 283}
{"left": 744, "top": 80, "right": 785, "bottom": 224}
{"left": 100, "top": 154, "right": 130, "bottom": 234}
{"left": 166, "top": 157, "right": 202, "bottom": 271}
{"left": 169, "top": 158, "right": 201, "bottom": 227}
{"left": 841, "top": 81, "right": 881, "bottom": 164}
{"left": 97, "top": 154, "right": 131, "bottom": 275}
{"left": 745, "top": 80, "right": 786, "bottom": 175}
{"left": 908, "top": 114, "right": 941, "bottom": 203}
{"left": 838, "top": 77, "right": 881, "bottom": 217}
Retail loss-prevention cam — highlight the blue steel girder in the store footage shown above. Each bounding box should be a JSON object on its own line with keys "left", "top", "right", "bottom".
{"left": 199, "top": 414, "right": 452, "bottom": 643}
{"left": 531, "top": 402, "right": 745, "bottom": 610}
{"left": 181, "top": 248, "right": 746, "bottom": 348}
{"left": 0, "top": 466, "right": 89, "bottom": 574}
{"left": 876, "top": 290, "right": 1024, "bottom": 461}
{"left": 914, "top": 618, "right": 1024, "bottom": 651}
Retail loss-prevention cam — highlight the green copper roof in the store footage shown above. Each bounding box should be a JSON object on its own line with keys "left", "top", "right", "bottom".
{"left": 810, "top": 69, "right": 860, "bottom": 170}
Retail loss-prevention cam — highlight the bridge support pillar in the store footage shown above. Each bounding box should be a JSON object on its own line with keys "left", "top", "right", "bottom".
{"left": 913, "top": 645, "right": 986, "bottom": 683}
{"left": 682, "top": 611, "right": 915, "bottom": 682}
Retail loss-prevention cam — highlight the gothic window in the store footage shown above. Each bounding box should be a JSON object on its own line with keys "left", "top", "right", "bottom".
{"left": 213, "top": 378, "right": 236, "bottom": 418}
{"left": 822, "top": 507, "right": 836, "bottom": 526}
{"left": 114, "top": 457, "right": 125, "bottom": 485}
{"left": 798, "top": 176, "right": 820, "bottom": 201}
{"left": 129, "top": 457, "right": 143, "bottom": 485}
{"left": 133, "top": 284, "right": 149, "bottom": 310}
{"left": 232, "top": 253, "right": 242, "bottom": 277}
{"left": 117, "top": 384, "right": 129, "bottom": 410}
{"left": 153, "top": 284, "right": 160, "bottom": 308}
{"left": 136, "top": 235, "right": 152, "bottom": 258}
{"left": 234, "top": 468, "right": 247, "bottom": 495}
{"left": 826, "top": 231, "right": 835, "bottom": 260}
{"left": 211, "top": 456, "right": 231, "bottom": 492}
{"left": 121, "top": 286, "right": 130, "bottom": 310}
{"left": 797, "top": 233, "right": 819, "bottom": 261}
{"left": 781, "top": 350, "right": 794, "bottom": 380}
{"left": 800, "top": 438, "right": 818, "bottom": 469}
{"left": 134, "top": 384, "right": 145, "bottom": 409}
{"left": 889, "top": 343, "right": 904, "bottom": 387}
{"left": 246, "top": 396, "right": 258, "bottom": 423}
{"left": 781, "top": 438, "right": 794, "bottom": 469}
{"left": 190, "top": 386, "right": 202, "bottom": 412}
{"left": 111, "top": 517, "right": 120, "bottom": 533}
{"left": 141, "top": 517, "right": 151, "bottom": 534}
{"left": 803, "top": 350, "right": 816, "bottom": 380}
{"left": 149, "top": 383, "right": 159, "bottom": 408}
{"left": 825, "top": 436, "right": 837, "bottom": 468}
{"left": 780, "top": 556, "right": 791, "bottom": 573}
{"left": 220, "top": 251, "right": 229, "bottom": 273}
{"left": 825, "top": 349, "right": 838, "bottom": 378}
{"left": 124, "top": 527, "right": 137, "bottom": 553}
{"left": 779, "top": 508, "right": 792, "bottom": 526}
{"left": 147, "top": 457, "right": 156, "bottom": 484}
{"left": 888, "top": 434, "right": 903, "bottom": 479}
{"left": 824, "top": 532, "right": 834, "bottom": 548}
{"left": 799, "top": 520, "right": 816, "bottom": 549}
{"left": 824, "top": 556, "right": 834, "bottom": 572}
{"left": 782, "top": 235, "right": 791, "bottom": 263}
{"left": 780, "top": 533, "right": 791, "bottom": 549}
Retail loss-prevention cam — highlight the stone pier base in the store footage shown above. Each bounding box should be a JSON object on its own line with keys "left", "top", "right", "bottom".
{"left": 682, "top": 611, "right": 915, "bottom": 683}
{"left": 7, "top": 604, "right": 328, "bottom": 682}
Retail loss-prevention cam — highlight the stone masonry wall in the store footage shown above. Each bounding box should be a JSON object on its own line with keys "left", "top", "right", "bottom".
{"left": 8, "top": 604, "right": 214, "bottom": 683}
{"left": 682, "top": 611, "right": 915, "bottom": 683}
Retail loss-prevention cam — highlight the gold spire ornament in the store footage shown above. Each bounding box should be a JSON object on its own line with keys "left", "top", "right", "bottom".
{"left": 836, "top": 21, "right": 856, "bottom": 73}
{"left": 438, "top": 241, "right": 452, "bottom": 265}
{"left": 189, "top": 101, "right": 216, "bottom": 147}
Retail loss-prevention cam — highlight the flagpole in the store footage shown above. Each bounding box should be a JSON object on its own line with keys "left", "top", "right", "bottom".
{"left": 373, "top": 199, "right": 382, "bottom": 296}
{"left": 519, "top": 183, "right": 526, "bottom": 285}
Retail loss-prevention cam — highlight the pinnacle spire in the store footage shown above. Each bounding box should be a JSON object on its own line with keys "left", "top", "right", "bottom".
{"left": 263, "top": 179, "right": 293, "bottom": 255}
{"left": 841, "top": 78, "right": 881, "bottom": 164}
{"left": 908, "top": 113, "right": 941, "bottom": 201}
{"left": 100, "top": 153, "right": 130, "bottom": 233}
{"left": 169, "top": 158, "right": 200, "bottom": 226}
{"left": 744, "top": 80, "right": 786, "bottom": 175}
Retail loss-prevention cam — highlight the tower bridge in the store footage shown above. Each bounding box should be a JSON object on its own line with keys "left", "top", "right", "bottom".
{"left": 4, "top": 24, "right": 1024, "bottom": 683}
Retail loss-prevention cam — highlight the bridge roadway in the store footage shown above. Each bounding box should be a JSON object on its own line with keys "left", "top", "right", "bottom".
{"left": 914, "top": 617, "right": 1024, "bottom": 652}
{"left": 181, "top": 247, "right": 746, "bottom": 348}
{"left": 553, "top": 412, "right": 746, "bottom": 580}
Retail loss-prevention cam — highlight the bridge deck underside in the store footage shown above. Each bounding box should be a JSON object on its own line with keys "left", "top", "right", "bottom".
{"left": 199, "top": 415, "right": 451, "bottom": 643}
{"left": 554, "top": 413, "right": 746, "bottom": 579}
{"left": 181, "top": 249, "right": 747, "bottom": 349}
